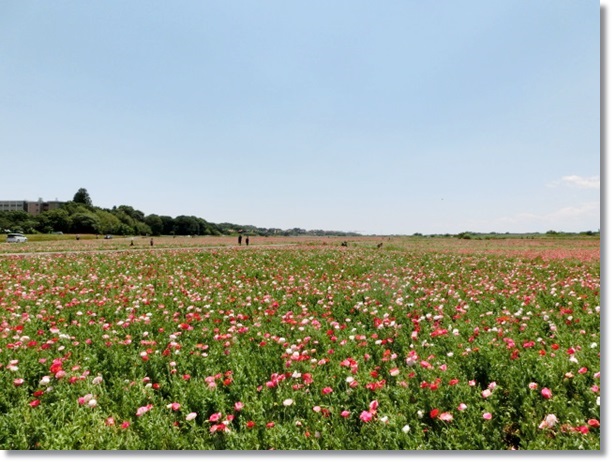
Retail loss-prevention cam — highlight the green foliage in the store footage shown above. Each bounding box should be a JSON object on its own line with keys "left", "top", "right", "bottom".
{"left": 41, "top": 208, "right": 71, "bottom": 233}
{"left": 70, "top": 212, "right": 100, "bottom": 234}
{"left": 145, "top": 215, "right": 164, "bottom": 236}
{"left": 0, "top": 243, "right": 599, "bottom": 449}
{"left": 95, "top": 210, "right": 123, "bottom": 235}
{"left": 73, "top": 188, "right": 93, "bottom": 207}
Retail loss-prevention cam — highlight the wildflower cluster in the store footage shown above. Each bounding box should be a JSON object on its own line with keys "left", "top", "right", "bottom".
{"left": 0, "top": 237, "right": 600, "bottom": 449}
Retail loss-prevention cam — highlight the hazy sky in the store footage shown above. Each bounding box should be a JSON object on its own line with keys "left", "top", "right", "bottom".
{"left": 0, "top": 1, "right": 600, "bottom": 235}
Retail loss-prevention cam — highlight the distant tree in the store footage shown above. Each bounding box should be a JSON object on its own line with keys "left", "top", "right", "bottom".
{"left": 21, "top": 219, "right": 39, "bottom": 234}
{"left": 193, "top": 217, "right": 221, "bottom": 236}
{"left": 115, "top": 223, "right": 133, "bottom": 236}
{"left": 145, "top": 214, "right": 164, "bottom": 236}
{"left": 34, "top": 213, "right": 51, "bottom": 233}
{"left": 71, "top": 212, "right": 100, "bottom": 234}
{"left": 134, "top": 221, "right": 152, "bottom": 236}
{"left": 159, "top": 216, "right": 176, "bottom": 235}
{"left": 95, "top": 210, "right": 122, "bottom": 235}
{"left": 217, "top": 222, "right": 242, "bottom": 235}
{"left": 112, "top": 210, "right": 137, "bottom": 233}
{"left": 41, "top": 208, "right": 71, "bottom": 233}
{"left": 116, "top": 205, "right": 145, "bottom": 222}
{"left": 73, "top": 188, "right": 93, "bottom": 207}
{"left": 0, "top": 211, "right": 28, "bottom": 232}
{"left": 174, "top": 215, "right": 200, "bottom": 236}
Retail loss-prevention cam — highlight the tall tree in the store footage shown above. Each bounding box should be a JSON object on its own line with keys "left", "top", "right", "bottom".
{"left": 42, "top": 208, "right": 71, "bottom": 233}
{"left": 116, "top": 205, "right": 145, "bottom": 222}
{"left": 71, "top": 212, "right": 100, "bottom": 234}
{"left": 145, "top": 214, "right": 163, "bottom": 236}
{"left": 73, "top": 188, "right": 93, "bottom": 207}
{"left": 159, "top": 216, "right": 175, "bottom": 235}
{"left": 174, "top": 215, "right": 199, "bottom": 236}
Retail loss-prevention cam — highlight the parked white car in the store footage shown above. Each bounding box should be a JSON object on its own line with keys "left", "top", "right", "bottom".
{"left": 6, "top": 233, "right": 27, "bottom": 243}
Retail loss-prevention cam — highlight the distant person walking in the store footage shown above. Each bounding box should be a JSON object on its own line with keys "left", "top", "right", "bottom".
{"left": 150, "top": 238, "right": 154, "bottom": 247}
{"left": 238, "top": 234, "right": 242, "bottom": 245}
{"left": 76, "top": 234, "right": 80, "bottom": 241}
{"left": 246, "top": 236, "right": 250, "bottom": 246}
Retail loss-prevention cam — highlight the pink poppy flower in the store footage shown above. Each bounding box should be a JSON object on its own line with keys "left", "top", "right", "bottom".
{"left": 457, "top": 403, "right": 467, "bottom": 411}
{"left": 29, "top": 399, "right": 41, "bottom": 408}
{"left": 234, "top": 402, "right": 244, "bottom": 411}
{"left": 209, "top": 412, "right": 222, "bottom": 422}
{"left": 78, "top": 394, "right": 93, "bottom": 406}
{"left": 340, "top": 410, "right": 350, "bottom": 418}
{"left": 13, "top": 378, "right": 24, "bottom": 387}
{"left": 211, "top": 423, "right": 227, "bottom": 433}
{"left": 167, "top": 402, "right": 181, "bottom": 411}
{"left": 322, "top": 387, "right": 333, "bottom": 395}
{"left": 541, "top": 388, "right": 552, "bottom": 399}
{"left": 136, "top": 404, "right": 153, "bottom": 417}
{"left": 105, "top": 417, "right": 115, "bottom": 426}
{"left": 483, "top": 412, "right": 492, "bottom": 420}
{"left": 121, "top": 421, "right": 131, "bottom": 429}
{"left": 528, "top": 382, "right": 538, "bottom": 390}
{"left": 538, "top": 414, "right": 558, "bottom": 429}
{"left": 360, "top": 410, "right": 373, "bottom": 422}
{"left": 186, "top": 412, "right": 197, "bottom": 421}
{"left": 481, "top": 389, "right": 492, "bottom": 399}
{"left": 439, "top": 412, "right": 453, "bottom": 422}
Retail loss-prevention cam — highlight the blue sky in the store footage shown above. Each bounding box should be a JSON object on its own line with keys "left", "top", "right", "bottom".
{"left": 0, "top": 1, "right": 600, "bottom": 235}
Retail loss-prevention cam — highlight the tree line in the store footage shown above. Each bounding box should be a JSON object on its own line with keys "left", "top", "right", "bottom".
{"left": 0, "top": 188, "right": 360, "bottom": 237}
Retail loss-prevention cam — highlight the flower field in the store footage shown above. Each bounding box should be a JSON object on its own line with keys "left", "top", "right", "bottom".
{"left": 0, "top": 237, "right": 600, "bottom": 450}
